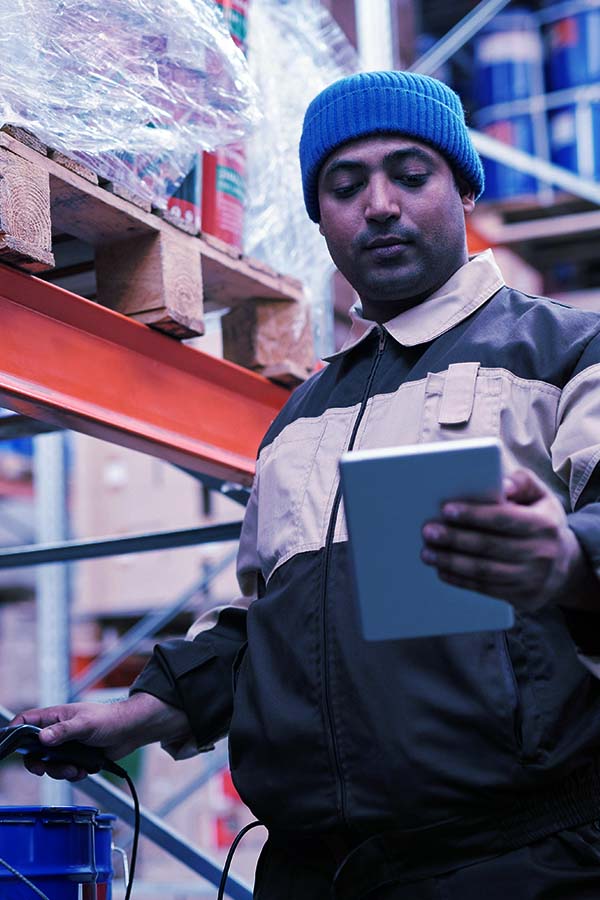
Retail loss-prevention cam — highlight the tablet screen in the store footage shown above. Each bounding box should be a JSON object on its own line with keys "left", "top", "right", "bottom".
{"left": 339, "top": 438, "right": 514, "bottom": 640}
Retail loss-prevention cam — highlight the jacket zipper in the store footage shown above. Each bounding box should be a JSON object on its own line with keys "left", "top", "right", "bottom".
{"left": 321, "top": 327, "right": 387, "bottom": 826}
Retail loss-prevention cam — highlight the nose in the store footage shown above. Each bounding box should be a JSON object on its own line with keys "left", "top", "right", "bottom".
{"left": 364, "top": 175, "right": 401, "bottom": 222}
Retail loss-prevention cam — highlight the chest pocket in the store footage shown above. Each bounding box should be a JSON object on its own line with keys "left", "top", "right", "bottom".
{"left": 419, "top": 362, "right": 502, "bottom": 443}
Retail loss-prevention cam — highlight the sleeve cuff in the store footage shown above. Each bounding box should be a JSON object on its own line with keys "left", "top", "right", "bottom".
{"left": 130, "top": 608, "right": 247, "bottom": 751}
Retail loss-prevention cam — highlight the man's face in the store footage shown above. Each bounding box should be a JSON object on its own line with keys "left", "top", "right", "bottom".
{"left": 317, "top": 135, "right": 475, "bottom": 323}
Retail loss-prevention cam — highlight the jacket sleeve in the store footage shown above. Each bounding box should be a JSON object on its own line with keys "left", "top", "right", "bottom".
{"left": 551, "top": 330, "right": 600, "bottom": 663}
{"left": 130, "top": 476, "right": 261, "bottom": 754}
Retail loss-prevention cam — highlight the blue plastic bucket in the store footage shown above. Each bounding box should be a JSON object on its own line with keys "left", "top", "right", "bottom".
{"left": 478, "top": 115, "right": 539, "bottom": 200}
{"left": 548, "top": 101, "right": 600, "bottom": 178}
{"left": 474, "top": 10, "right": 544, "bottom": 107}
{"left": 95, "top": 813, "right": 116, "bottom": 900}
{"left": 543, "top": 1, "right": 600, "bottom": 90}
{"left": 0, "top": 806, "right": 98, "bottom": 899}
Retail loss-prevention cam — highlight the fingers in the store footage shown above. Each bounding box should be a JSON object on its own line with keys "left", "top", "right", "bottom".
{"left": 422, "top": 521, "right": 531, "bottom": 562}
{"left": 438, "top": 467, "right": 558, "bottom": 534}
{"left": 24, "top": 757, "right": 89, "bottom": 782}
{"left": 439, "top": 498, "right": 555, "bottom": 537}
{"left": 421, "top": 545, "right": 521, "bottom": 587}
{"left": 10, "top": 707, "right": 68, "bottom": 729}
{"left": 11, "top": 704, "right": 95, "bottom": 746}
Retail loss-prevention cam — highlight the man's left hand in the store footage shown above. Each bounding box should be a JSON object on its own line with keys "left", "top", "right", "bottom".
{"left": 421, "top": 468, "right": 590, "bottom": 612}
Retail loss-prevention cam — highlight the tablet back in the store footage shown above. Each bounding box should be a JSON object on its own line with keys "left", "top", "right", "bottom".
{"left": 339, "top": 438, "right": 514, "bottom": 640}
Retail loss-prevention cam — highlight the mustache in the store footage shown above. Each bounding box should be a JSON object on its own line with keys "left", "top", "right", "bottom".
{"left": 355, "top": 227, "right": 417, "bottom": 251}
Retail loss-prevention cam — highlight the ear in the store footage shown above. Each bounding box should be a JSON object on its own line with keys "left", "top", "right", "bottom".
{"left": 461, "top": 191, "right": 476, "bottom": 216}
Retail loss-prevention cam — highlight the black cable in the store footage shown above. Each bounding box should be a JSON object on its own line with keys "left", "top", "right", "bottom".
{"left": 217, "top": 820, "right": 262, "bottom": 900}
{"left": 104, "top": 761, "right": 140, "bottom": 900}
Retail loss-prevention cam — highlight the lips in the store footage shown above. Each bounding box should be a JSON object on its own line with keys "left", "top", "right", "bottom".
{"left": 364, "top": 236, "right": 409, "bottom": 250}
{"left": 363, "top": 236, "right": 412, "bottom": 262}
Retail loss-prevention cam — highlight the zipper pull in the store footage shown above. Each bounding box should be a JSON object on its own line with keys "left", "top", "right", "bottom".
{"left": 378, "top": 327, "right": 386, "bottom": 352}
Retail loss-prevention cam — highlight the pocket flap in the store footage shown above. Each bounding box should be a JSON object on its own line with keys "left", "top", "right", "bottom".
{"left": 438, "top": 362, "right": 481, "bottom": 425}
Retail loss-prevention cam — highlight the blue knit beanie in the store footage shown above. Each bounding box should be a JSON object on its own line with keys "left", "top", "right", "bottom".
{"left": 299, "top": 70, "right": 485, "bottom": 222}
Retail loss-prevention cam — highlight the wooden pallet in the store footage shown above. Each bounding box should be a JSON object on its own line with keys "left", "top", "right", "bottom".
{"left": 0, "top": 125, "right": 313, "bottom": 384}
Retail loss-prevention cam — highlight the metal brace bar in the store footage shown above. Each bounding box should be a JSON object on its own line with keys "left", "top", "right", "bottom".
{"left": 0, "top": 522, "right": 242, "bottom": 569}
{"left": 471, "top": 129, "right": 600, "bottom": 205}
{"left": 410, "top": 0, "right": 512, "bottom": 76}
{"left": 0, "top": 413, "right": 58, "bottom": 440}
{"left": 180, "top": 468, "right": 251, "bottom": 508}
{"left": 0, "top": 265, "right": 289, "bottom": 486}
{"left": 71, "top": 549, "right": 239, "bottom": 698}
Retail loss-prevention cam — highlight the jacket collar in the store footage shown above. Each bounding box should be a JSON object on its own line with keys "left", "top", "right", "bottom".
{"left": 325, "top": 249, "right": 504, "bottom": 360}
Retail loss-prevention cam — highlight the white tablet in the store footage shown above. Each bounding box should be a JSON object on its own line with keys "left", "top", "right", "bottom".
{"left": 339, "top": 437, "right": 514, "bottom": 640}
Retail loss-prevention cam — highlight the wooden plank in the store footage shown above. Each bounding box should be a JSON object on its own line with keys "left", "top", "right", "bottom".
{"left": 200, "top": 237, "right": 303, "bottom": 307}
{"left": 0, "top": 124, "right": 48, "bottom": 156}
{"left": 201, "top": 230, "right": 241, "bottom": 261}
{"left": 103, "top": 180, "right": 152, "bottom": 212}
{"left": 95, "top": 231, "right": 204, "bottom": 338}
{"left": 221, "top": 299, "right": 315, "bottom": 384}
{"left": 49, "top": 149, "right": 99, "bottom": 184}
{"left": 0, "top": 235, "right": 54, "bottom": 273}
{"left": 0, "top": 146, "right": 54, "bottom": 271}
{"left": 0, "top": 130, "right": 159, "bottom": 245}
{"left": 259, "top": 361, "right": 317, "bottom": 388}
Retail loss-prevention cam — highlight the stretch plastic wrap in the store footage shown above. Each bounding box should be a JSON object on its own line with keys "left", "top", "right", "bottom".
{"left": 0, "top": 0, "right": 259, "bottom": 205}
{"left": 244, "top": 0, "right": 358, "bottom": 356}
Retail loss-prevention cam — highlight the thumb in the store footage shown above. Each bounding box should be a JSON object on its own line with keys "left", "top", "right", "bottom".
{"left": 39, "top": 723, "right": 71, "bottom": 745}
{"left": 40, "top": 717, "right": 88, "bottom": 746}
{"left": 503, "top": 468, "right": 547, "bottom": 506}
{"left": 34, "top": 707, "right": 87, "bottom": 746}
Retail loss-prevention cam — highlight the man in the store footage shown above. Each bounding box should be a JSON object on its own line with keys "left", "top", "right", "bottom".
{"left": 14, "top": 72, "right": 600, "bottom": 898}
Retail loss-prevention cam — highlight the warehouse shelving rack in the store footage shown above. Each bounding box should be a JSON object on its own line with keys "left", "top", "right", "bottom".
{"left": 2, "top": 1, "right": 600, "bottom": 896}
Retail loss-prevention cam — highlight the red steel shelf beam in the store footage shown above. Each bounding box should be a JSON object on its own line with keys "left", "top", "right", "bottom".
{"left": 0, "top": 265, "right": 289, "bottom": 485}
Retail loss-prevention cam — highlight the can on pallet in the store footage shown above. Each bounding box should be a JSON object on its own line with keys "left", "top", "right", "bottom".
{"left": 474, "top": 10, "right": 545, "bottom": 108}
{"left": 201, "top": 0, "right": 250, "bottom": 250}
{"left": 543, "top": 0, "right": 600, "bottom": 91}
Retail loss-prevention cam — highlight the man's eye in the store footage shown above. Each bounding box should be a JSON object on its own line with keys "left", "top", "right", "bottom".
{"left": 396, "top": 173, "right": 429, "bottom": 186}
{"left": 331, "top": 182, "right": 362, "bottom": 198}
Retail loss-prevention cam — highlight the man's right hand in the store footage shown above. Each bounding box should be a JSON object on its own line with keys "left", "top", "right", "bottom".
{"left": 9, "top": 692, "right": 189, "bottom": 782}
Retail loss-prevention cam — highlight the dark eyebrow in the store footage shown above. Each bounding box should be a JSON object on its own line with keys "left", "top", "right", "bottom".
{"left": 321, "top": 146, "right": 436, "bottom": 181}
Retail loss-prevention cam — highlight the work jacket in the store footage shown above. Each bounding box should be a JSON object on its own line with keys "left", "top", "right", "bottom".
{"left": 133, "top": 251, "right": 600, "bottom": 848}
